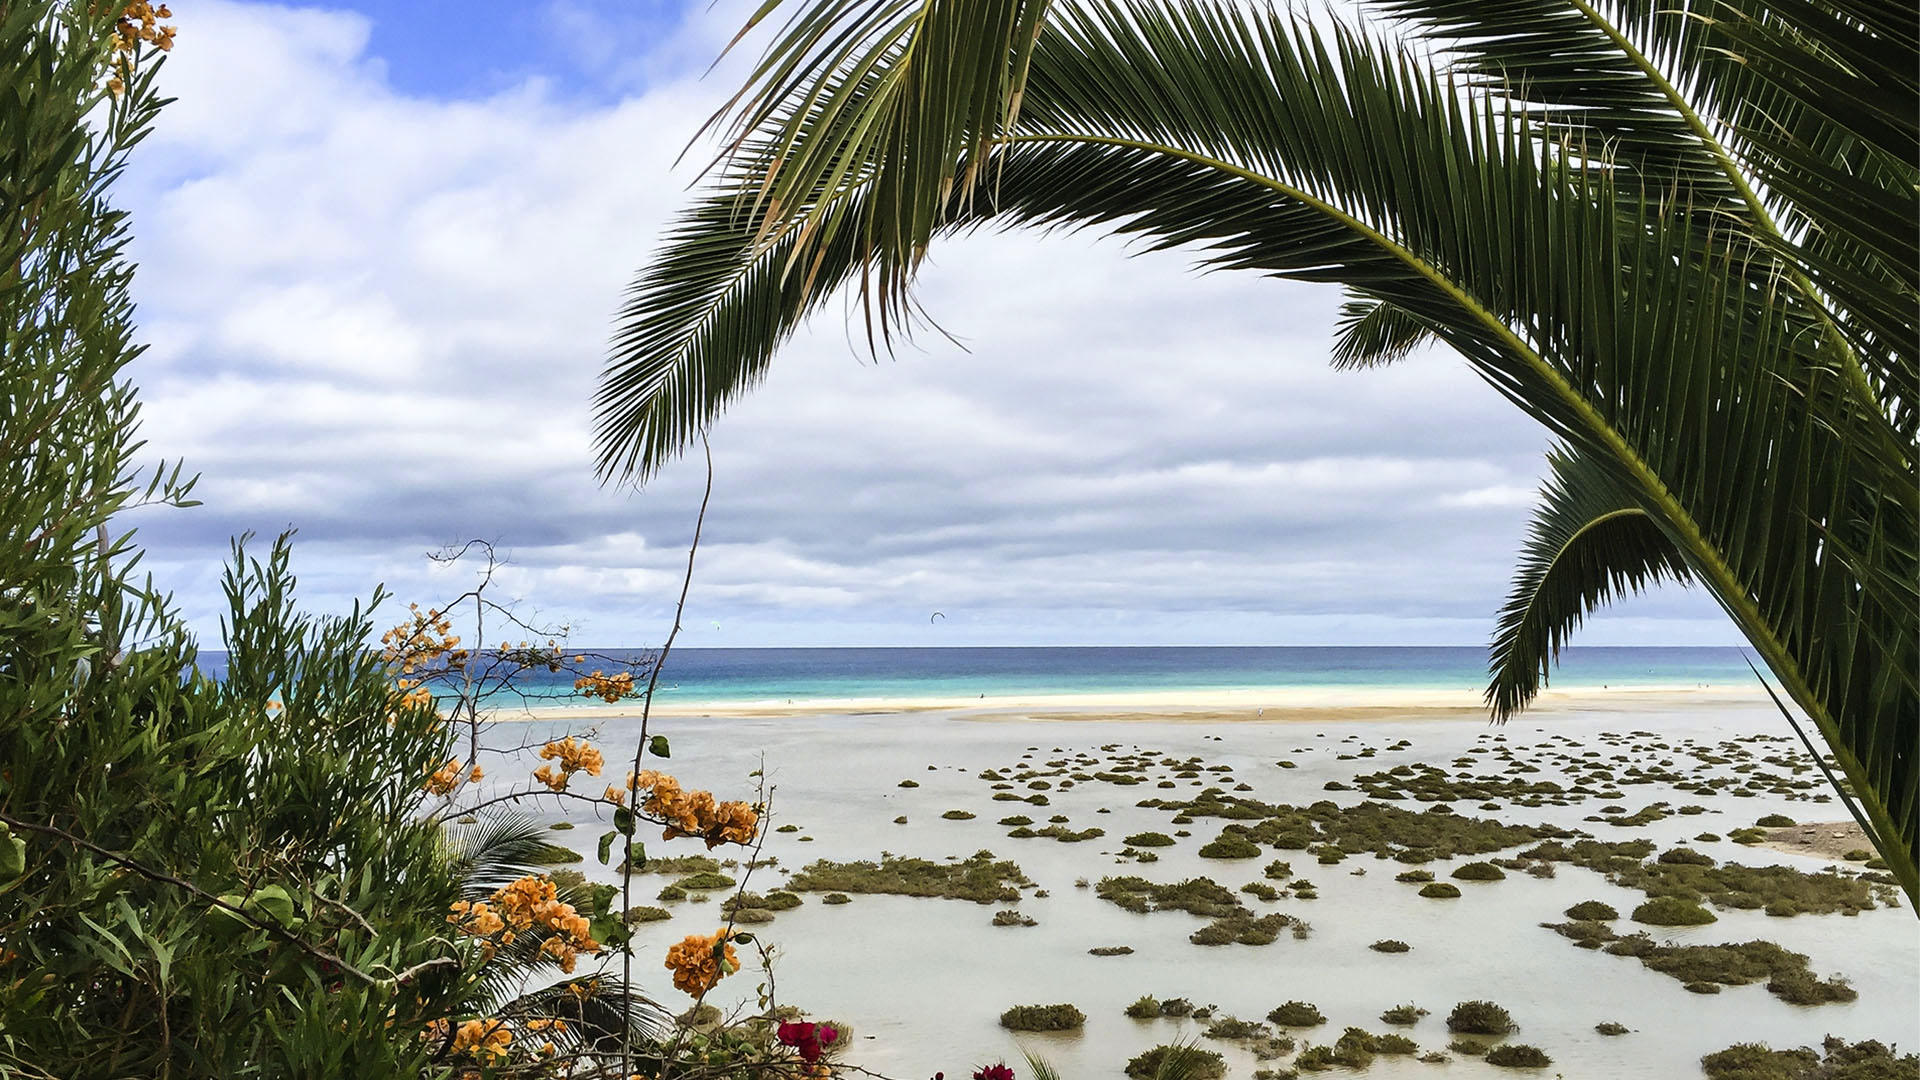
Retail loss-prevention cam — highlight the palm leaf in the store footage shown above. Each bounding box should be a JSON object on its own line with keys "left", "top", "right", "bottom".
{"left": 442, "top": 811, "right": 554, "bottom": 897}
{"left": 1487, "top": 448, "right": 1693, "bottom": 718}
{"left": 601, "top": 0, "right": 1916, "bottom": 901}
{"left": 1330, "top": 293, "right": 1436, "bottom": 370}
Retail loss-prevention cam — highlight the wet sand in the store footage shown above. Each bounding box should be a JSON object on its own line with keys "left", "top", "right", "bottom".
{"left": 1758, "top": 821, "right": 1876, "bottom": 862}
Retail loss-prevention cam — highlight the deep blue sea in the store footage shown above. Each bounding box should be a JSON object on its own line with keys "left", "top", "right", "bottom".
{"left": 293, "top": 645, "right": 1755, "bottom": 708}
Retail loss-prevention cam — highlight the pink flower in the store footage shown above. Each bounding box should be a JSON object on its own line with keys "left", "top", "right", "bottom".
{"left": 975, "top": 1065, "right": 1015, "bottom": 1080}
{"left": 777, "top": 1020, "right": 839, "bottom": 1064}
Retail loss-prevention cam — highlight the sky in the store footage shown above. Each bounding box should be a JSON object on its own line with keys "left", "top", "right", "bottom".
{"left": 115, "top": 0, "right": 1741, "bottom": 650}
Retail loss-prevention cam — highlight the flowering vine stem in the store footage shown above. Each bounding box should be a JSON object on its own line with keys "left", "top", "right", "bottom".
{"left": 623, "top": 435, "right": 714, "bottom": 1074}
{"left": 658, "top": 774, "right": 775, "bottom": 1069}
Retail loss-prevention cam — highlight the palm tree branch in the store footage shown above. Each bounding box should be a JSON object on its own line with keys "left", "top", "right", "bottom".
{"left": 1486, "top": 448, "right": 1694, "bottom": 718}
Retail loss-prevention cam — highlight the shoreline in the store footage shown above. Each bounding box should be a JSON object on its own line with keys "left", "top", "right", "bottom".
{"left": 492, "top": 682, "right": 1768, "bottom": 723}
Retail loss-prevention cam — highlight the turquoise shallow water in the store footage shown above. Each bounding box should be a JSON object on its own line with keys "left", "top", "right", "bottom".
{"left": 474, "top": 645, "right": 1759, "bottom": 707}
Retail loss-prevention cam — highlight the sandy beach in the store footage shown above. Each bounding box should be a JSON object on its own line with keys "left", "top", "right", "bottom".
{"left": 503, "top": 681, "right": 1770, "bottom": 723}
{"left": 471, "top": 695, "right": 1917, "bottom": 1079}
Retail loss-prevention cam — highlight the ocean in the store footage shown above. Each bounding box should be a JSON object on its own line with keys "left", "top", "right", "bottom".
{"left": 429, "top": 644, "right": 1758, "bottom": 708}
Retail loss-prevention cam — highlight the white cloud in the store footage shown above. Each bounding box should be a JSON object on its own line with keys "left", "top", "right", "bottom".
{"left": 118, "top": 0, "right": 1737, "bottom": 648}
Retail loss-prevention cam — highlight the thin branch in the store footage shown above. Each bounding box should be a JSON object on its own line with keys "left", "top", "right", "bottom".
{"left": 0, "top": 811, "right": 409, "bottom": 988}
{"left": 623, "top": 435, "right": 715, "bottom": 1074}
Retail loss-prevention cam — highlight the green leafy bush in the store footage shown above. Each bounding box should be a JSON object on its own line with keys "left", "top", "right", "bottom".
{"left": 1632, "top": 896, "right": 1717, "bottom": 926}
{"left": 1125, "top": 1045, "right": 1226, "bottom": 1080}
{"left": 1484, "top": 1044, "right": 1552, "bottom": 1068}
{"left": 1198, "top": 831, "right": 1263, "bottom": 858}
{"left": 1267, "top": 1001, "right": 1326, "bottom": 1026}
{"left": 1450, "top": 861, "right": 1506, "bottom": 881}
{"left": 1445, "top": 1001, "right": 1515, "bottom": 1035}
{"left": 1380, "top": 1003, "right": 1427, "bottom": 1025}
{"left": 998, "top": 1003, "right": 1085, "bottom": 1031}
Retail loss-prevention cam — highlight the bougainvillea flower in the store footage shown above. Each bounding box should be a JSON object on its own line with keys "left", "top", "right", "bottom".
{"left": 974, "top": 1065, "right": 1014, "bottom": 1080}
{"left": 777, "top": 1020, "right": 839, "bottom": 1063}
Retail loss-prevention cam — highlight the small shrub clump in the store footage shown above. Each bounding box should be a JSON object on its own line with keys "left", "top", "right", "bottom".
{"left": 1701, "top": 1037, "right": 1915, "bottom": 1080}
{"left": 1419, "top": 882, "right": 1463, "bottom": 898}
{"left": 1125, "top": 1046, "right": 1226, "bottom": 1080}
{"left": 1267, "top": 1001, "right": 1326, "bottom": 1027}
{"left": 1595, "top": 1022, "right": 1629, "bottom": 1036}
{"left": 1124, "top": 996, "right": 1160, "bottom": 1019}
{"left": 1451, "top": 861, "right": 1507, "bottom": 881}
{"left": 1632, "top": 896, "right": 1718, "bottom": 926}
{"left": 1126, "top": 831, "right": 1177, "bottom": 847}
{"left": 1370, "top": 939, "right": 1411, "bottom": 953}
{"left": 1484, "top": 1044, "right": 1552, "bottom": 1068}
{"left": 1565, "top": 900, "right": 1619, "bottom": 921}
{"left": 1198, "top": 831, "right": 1263, "bottom": 859}
{"left": 1380, "top": 1004, "right": 1427, "bottom": 1025}
{"left": 998, "top": 1003, "right": 1085, "bottom": 1031}
{"left": 1446, "top": 1001, "right": 1515, "bottom": 1035}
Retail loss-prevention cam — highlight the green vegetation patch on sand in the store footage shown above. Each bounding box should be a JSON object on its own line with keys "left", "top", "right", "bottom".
{"left": 1541, "top": 923, "right": 1859, "bottom": 1004}
{"left": 1451, "top": 861, "right": 1507, "bottom": 881}
{"left": 998, "top": 1003, "right": 1085, "bottom": 1031}
{"left": 1446, "top": 1001, "right": 1514, "bottom": 1035}
{"left": 1380, "top": 1004, "right": 1427, "bottom": 1025}
{"left": 1613, "top": 859, "right": 1889, "bottom": 916}
{"left": 1126, "top": 831, "right": 1177, "bottom": 847}
{"left": 1126, "top": 1046, "right": 1226, "bottom": 1080}
{"left": 1565, "top": 900, "right": 1618, "bottom": 921}
{"left": 1632, "top": 896, "right": 1717, "bottom": 925}
{"left": 1267, "top": 1001, "right": 1326, "bottom": 1027}
{"left": 675, "top": 871, "right": 736, "bottom": 891}
{"left": 1198, "top": 831, "right": 1263, "bottom": 859}
{"left": 1163, "top": 793, "right": 1546, "bottom": 862}
{"left": 1096, "top": 876, "right": 1242, "bottom": 917}
{"left": 1419, "top": 882, "right": 1462, "bottom": 898}
{"left": 1484, "top": 1044, "right": 1553, "bottom": 1068}
{"left": 1370, "top": 939, "right": 1411, "bottom": 953}
{"left": 787, "top": 851, "right": 1029, "bottom": 904}
{"left": 1701, "top": 1037, "right": 1915, "bottom": 1080}
{"left": 1190, "top": 911, "right": 1307, "bottom": 946}
{"left": 635, "top": 855, "right": 723, "bottom": 876}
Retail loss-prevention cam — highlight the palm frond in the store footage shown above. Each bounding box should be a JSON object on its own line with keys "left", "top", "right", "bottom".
{"left": 705, "top": 0, "right": 1049, "bottom": 336}
{"left": 442, "top": 811, "right": 554, "bottom": 897}
{"left": 1487, "top": 448, "right": 1693, "bottom": 719}
{"left": 495, "top": 974, "right": 672, "bottom": 1053}
{"left": 1371, "top": 0, "right": 1917, "bottom": 438}
{"left": 602, "top": 0, "right": 1916, "bottom": 900}
{"left": 1330, "top": 293, "right": 1436, "bottom": 369}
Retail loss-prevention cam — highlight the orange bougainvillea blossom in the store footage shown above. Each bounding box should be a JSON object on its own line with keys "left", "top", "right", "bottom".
{"left": 606, "top": 769, "right": 757, "bottom": 848}
{"left": 533, "top": 737, "right": 604, "bottom": 792}
{"left": 447, "top": 875, "right": 601, "bottom": 973}
{"left": 663, "top": 928, "right": 739, "bottom": 995}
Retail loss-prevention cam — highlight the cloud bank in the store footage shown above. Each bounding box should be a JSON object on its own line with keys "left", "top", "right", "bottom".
{"left": 118, "top": 0, "right": 1737, "bottom": 648}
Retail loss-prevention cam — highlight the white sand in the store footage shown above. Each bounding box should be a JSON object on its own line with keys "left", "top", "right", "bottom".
{"left": 502, "top": 682, "right": 1767, "bottom": 723}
